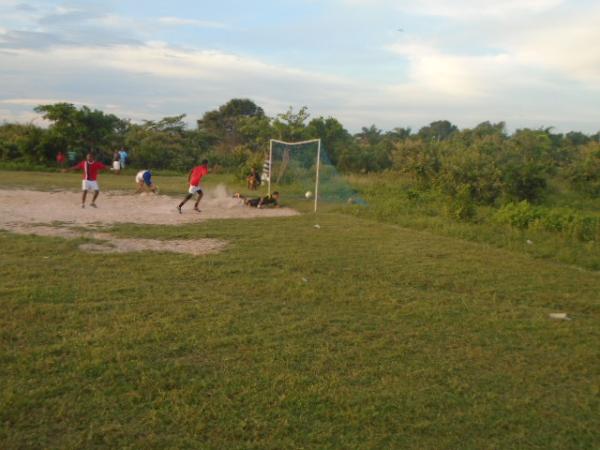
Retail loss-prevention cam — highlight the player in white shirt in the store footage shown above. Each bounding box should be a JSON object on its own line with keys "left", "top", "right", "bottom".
{"left": 135, "top": 170, "right": 158, "bottom": 193}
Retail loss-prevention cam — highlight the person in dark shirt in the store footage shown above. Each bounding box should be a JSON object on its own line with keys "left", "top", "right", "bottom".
{"left": 234, "top": 191, "right": 280, "bottom": 209}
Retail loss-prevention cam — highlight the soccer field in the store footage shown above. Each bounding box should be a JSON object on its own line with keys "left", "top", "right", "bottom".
{"left": 1, "top": 171, "right": 599, "bottom": 449}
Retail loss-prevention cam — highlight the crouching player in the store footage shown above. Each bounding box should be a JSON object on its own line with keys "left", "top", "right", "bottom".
{"left": 234, "top": 191, "right": 280, "bottom": 209}
{"left": 64, "top": 152, "right": 108, "bottom": 208}
{"left": 177, "top": 159, "right": 209, "bottom": 214}
{"left": 135, "top": 169, "right": 158, "bottom": 193}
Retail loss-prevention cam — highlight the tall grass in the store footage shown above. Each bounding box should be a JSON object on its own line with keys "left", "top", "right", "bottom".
{"left": 342, "top": 173, "right": 600, "bottom": 270}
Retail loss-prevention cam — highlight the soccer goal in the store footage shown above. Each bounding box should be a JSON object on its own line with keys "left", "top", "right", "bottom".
{"left": 266, "top": 138, "right": 322, "bottom": 212}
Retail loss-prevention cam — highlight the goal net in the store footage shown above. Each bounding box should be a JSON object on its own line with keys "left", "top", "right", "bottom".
{"left": 265, "top": 138, "right": 359, "bottom": 212}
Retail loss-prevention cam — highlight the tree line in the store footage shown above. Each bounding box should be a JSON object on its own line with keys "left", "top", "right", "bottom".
{"left": 1, "top": 99, "right": 599, "bottom": 201}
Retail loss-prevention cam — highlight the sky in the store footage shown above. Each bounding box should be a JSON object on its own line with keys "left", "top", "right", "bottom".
{"left": 0, "top": 0, "right": 599, "bottom": 133}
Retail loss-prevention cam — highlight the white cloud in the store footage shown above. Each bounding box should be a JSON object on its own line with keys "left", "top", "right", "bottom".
{"left": 0, "top": 42, "right": 363, "bottom": 125}
{"left": 0, "top": 98, "right": 84, "bottom": 106}
{"left": 1, "top": 1, "right": 599, "bottom": 133}
{"left": 386, "top": 40, "right": 517, "bottom": 98}
{"left": 508, "top": 12, "right": 600, "bottom": 87}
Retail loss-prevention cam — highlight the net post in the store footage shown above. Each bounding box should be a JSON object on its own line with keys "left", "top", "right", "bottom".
{"left": 268, "top": 139, "right": 273, "bottom": 196}
{"left": 314, "top": 139, "right": 321, "bottom": 213}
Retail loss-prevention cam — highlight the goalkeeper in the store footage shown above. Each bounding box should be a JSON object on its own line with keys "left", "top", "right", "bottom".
{"left": 234, "top": 192, "right": 280, "bottom": 208}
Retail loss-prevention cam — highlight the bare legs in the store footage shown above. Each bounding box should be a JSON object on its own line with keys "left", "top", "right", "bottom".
{"left": 81, "top": 190, "right": 99, "bottom": 208}
{"left": 177, "top": 191, "right": 203, "bottom": 213}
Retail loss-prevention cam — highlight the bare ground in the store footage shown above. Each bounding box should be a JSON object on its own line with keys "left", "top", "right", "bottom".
{"left": 0, "top": 186, "right": 298, "bottom": 255}
{"left": 0, "top": 185, "right": 298, "bottom": 226}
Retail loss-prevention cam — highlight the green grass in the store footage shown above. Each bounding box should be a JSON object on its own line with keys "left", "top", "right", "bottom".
{"left": 343, "top": 174, "right": 600, "bottom": 271}
{"left": 1, "top": 171, "right": 599, "bottom": 449}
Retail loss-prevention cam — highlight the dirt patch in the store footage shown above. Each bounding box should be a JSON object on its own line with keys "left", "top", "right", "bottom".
{"left": 2, "top": 225, "right": 227, "bottom": 256}
{"left": 0, "top": 185, "right": 298, "bottom": 227}
{"left": 0, "top": 185, "right": 298, "bottom": 255}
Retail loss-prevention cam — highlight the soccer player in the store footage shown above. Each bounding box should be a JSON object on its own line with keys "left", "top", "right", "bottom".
{"left": 177, "top": 159, "right": 209, "bottom": 214}
{"left": 234, "top": 191, "right": 280, "bottom": 208}
{"left": 64, "top": 152, "right": 108, "bottom": 208}
{"left": 135, "top": 169, "right": 158, "bottom": 193}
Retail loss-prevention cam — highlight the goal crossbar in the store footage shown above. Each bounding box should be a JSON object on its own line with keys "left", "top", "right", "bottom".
{"left": 268, "top": 138, "right": 321, "bottom": 213}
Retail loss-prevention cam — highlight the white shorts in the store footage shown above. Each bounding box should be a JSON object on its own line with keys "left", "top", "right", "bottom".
{"left": 188, "top": 185, "right": 203, "bottom": 195}
{"left": 112, "top": 161, "right": 121, "bottom": 171}
{"left": 135, "top": 171, "right": 145, "bottom": 183}
{"left": 82, "top": 180, "right": 99, "bottom": 191}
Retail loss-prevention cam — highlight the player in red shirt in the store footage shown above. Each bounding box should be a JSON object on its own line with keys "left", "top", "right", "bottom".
{"left": 64, "top": 152, "right": 108, "bottom": 208}
{"left": 177, "top": 159, "right": 209, "bottom": 214}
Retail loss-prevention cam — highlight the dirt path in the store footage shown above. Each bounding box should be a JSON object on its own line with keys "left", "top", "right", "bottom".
{"left": 3, "top": 225, "right": 226, "bottom": 255}
{"left": 0, "top": 186, "right": 297, "bottom": 255}
{"left": 0, "top": 185, "right": 297, "bottom": 226}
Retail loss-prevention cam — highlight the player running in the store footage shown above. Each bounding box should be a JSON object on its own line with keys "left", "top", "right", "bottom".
{"left": 135, "top": 169, "right": 158, "bottom": 193}
{"left": 64, "top": 152, "right": 108, "bottom": 208}
{"left": 177, "top": 159, "right": 209, "bottom": 214}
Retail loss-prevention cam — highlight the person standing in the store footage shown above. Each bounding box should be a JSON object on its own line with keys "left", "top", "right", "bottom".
{"left": 64, "top": 153, "right": 108, "bottom": 208}
{"left": 112, "top": 151, "right": 121, "bottom": 174}
{"left": 118, "top": 147, "right": 128, "bottom": 171}
{"left": 56, "top": 151, "right": 65, "bottom": 168}
{"left": 177, "top": 159, "right": 209, "bottom": 214}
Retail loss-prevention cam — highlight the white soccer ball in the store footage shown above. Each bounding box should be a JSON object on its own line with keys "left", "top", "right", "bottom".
{"left": 305, "top": 191, "right": 313, "bottom": 199}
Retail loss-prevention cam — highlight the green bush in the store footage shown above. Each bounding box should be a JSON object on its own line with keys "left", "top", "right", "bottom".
{"left": 437, "top": 137, "right": 503, "bottom": 204}
{"left": 567, "top": 142, "right": 600, "bottom": 196}
{"left": 444, "top": 184, "right": 477, "bottom": 222}
{"left": 494, "top": 201, "right": 541, "bottom": 228}
{"left": 496, "top": 202, "right": 599, "bottom": 241}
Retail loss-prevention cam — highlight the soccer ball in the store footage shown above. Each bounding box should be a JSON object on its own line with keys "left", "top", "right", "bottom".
{"left": 305, "top": 191, "right": 313, "bottom": 199}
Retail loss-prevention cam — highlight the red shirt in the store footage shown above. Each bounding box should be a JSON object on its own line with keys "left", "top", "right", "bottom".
{"left": 56, "top": 152, "right": 65, "bottom": 163}
{"left": 76, "top": 161, "right": 107, "bottom": 180}
{"left": 190, "top": 165, "right": 208, "bottom": 186}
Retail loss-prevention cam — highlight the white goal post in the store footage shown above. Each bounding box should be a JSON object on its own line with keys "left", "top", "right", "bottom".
{"left": 267, "top": 138, "right": 322, "bottom": 213}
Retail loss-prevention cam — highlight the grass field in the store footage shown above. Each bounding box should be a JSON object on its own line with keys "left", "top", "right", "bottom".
{"left": 1, "top": 171, "right": 599, "bottom": 449}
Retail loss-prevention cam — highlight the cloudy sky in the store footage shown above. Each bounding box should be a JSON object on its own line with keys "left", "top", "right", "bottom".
{"left": 1, "top": 0, "right": 599, "bottom": 132}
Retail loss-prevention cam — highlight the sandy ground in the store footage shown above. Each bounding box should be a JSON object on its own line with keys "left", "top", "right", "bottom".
{"left": 0, "top": 185, "right": 298, "bottom": 226}
{"left": 0, "top": 186, "right": 298, "bottom": 255}
{"left": 3, "top": 225, "right": 226, "bottom": 255}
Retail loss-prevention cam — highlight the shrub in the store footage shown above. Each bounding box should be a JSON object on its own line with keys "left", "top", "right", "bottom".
{"left": 444, "top": 184, "right": 477, "bottom": 222}
{"left": 495, "top": 202, "right": 600, "bottom": 241}
{"left": 437, "top": 138, "right": 503, "bottom": 204}
{"left": 567, "top": 142, "right": 600, "bottom": 196}
{"left": 494, "top": 201, "right": 541, "bottom": 229}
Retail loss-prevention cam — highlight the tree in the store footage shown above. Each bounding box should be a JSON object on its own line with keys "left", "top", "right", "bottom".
{"left": 142, "top": 114, "right": 187, "bottom": 134}
{"left": 197, "top": 99, "right": 265, "bottom": 149}
{"left": 385, "top": 127, "right": 412, "bottom": 142}
{"left": 567, "top": 142, "right": 600, "bottom": 196}
{"left": 565, "top": 131, "right": 590, "bottom": 146}
{"left": 34, "top": 103, "right": 126, "bottom": 159}
{"left": 417, "top": 120, "right": 458, "bottom": 142}
{"left": 272, "top": 106, "right": 310, "bottom": 141}
{"left": 356, "top": 125, "right": 383, "bottom": 146}
{"left": 0, "top": 123, "right": 47, "bottom": 163}
{"left": 306, "top": 116, "right": 352, "bottom": 164}
{"left": 499, "top": 129, "right": 553, "bottom": 202}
